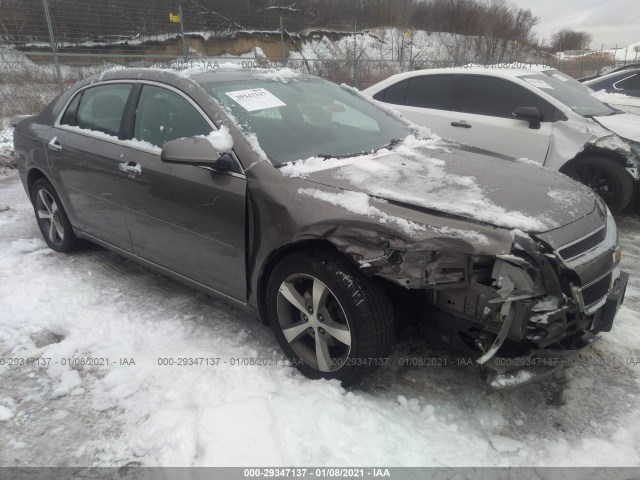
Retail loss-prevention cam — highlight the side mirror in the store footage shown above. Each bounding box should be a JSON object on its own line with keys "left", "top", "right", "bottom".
{"left": 161, "top": 137, "right": 220, "bottom": 166}
{"left": 512, "top": 106, "right": 541, "bottom": 130}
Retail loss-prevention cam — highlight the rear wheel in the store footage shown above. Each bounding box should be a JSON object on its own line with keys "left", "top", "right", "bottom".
{"left": 31, "top": 178, "right": 81, "bottom": 252}
{"left": 266, "top": 251, "right": 394, "bottom": 386}
{"left": 563, "top": 156, "right": 634, "bottom": 212}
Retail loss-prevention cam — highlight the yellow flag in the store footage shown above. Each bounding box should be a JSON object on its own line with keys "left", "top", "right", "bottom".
{"left": 169, "top": 12, "right": 181, "bottom": 23}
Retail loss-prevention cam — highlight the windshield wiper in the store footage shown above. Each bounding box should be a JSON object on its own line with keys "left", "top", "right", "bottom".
{"left": 314, "top": 138, "right": 404, "bottom": 160}
{"left": 316, "top": 152, "right": 362, "bottom": 160}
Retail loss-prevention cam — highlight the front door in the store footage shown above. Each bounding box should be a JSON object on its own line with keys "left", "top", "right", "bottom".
{"left": 117, "top": 84, "right": 247, "bottom": 300}
{"left": 445, "top": 75, "right": 554, "bottom": 163}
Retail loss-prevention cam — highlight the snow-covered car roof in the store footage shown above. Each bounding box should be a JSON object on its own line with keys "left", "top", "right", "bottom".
{"left": 365, "top": 65, "right": 557, "bottom": 86}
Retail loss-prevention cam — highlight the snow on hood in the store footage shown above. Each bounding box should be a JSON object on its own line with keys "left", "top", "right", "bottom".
{"left": 282, "top": 136, "right": 595, "bottom": 233}
{"left": 592, "top": 113, "right": 640, "bottom": 143}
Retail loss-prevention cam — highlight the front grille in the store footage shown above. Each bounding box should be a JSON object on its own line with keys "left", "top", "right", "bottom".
{"left": 581, "top": 274, "right": 612, "bottom": 308}
{"left": 559, "top": 228, "right": 606, "bottom": 260}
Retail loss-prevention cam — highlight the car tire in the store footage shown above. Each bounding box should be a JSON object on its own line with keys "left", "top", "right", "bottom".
{"left": 266, "top": 250, "right": 394, "bottom": 386}
{"left": 31, "top": 178, "right": 81, "bottom": 253}
{"left": 563, "top": 156, "right": 634, "bottom": 213}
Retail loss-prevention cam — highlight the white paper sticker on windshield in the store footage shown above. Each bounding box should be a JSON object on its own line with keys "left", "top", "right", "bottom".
{"left": 225, "top": 88, "right": 286, "bottom": 112}
{"left": 552, "top": 73, "right": 569, "bottom": 82}
{"left": 524, "top": 78, "right": 554, "bottom": 89}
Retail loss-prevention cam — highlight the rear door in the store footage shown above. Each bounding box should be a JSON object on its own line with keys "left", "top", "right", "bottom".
{"left": 51, "top": 83, "right": 135, "bottom": 251}
{"left": 117, "top": 83, "right": 247, "bottom": 299}
{"left": 446, "top": 75, "right": 554, "bottom": 163}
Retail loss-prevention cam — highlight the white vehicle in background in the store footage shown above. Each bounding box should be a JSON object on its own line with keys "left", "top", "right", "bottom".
{"left": 364, "top": 67, "right": 640, "bottom": 212}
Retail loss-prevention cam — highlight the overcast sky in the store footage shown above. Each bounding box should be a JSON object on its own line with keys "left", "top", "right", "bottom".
{"left": 509, "top": 0, "right": 640, "bottom": 50}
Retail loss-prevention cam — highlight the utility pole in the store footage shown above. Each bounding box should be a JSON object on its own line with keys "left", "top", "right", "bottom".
{"left": 409, "top": 30, "right": 414, "bottom": 70}
{"left": 179, "top": 2, "right": 187, "bottom": 62}
{"left": 42, "top": 0, "right": 64, "bottom": 93}
{"left": 280, "top": 16, "right": 285, "bottom": 64}
{"left": 353, "top": 20, "right": 357, "bottom": 87}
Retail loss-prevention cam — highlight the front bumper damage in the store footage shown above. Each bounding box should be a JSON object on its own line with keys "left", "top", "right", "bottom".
{"left": 357, "top": 201, "right": 627, "bottom": 389}
{"left": 484, "top": 271, "right": 628, "bottom": 389}
{"left": 474, "top": 207, "right": 627, "bottom": 389}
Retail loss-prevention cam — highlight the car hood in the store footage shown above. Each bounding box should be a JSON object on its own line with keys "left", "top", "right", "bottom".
{"left": 281, "top": 137, "right": 596, "bottom": 234}
{"left": 592, "top": 113, "right": 640, "bottom": 142}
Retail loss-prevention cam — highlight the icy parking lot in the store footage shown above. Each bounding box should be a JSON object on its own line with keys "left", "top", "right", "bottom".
{"left": 1, "top": 171, "right": 640, "bottom": 467}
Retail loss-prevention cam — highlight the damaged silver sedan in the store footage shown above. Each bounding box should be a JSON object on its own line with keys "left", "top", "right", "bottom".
{"left": 13, "top": 68, "right": 628, "bottom": 388}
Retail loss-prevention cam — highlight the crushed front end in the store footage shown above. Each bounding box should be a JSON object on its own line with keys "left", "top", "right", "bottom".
{"left": 373, "top": 200, "right": 627, "bottom": 389}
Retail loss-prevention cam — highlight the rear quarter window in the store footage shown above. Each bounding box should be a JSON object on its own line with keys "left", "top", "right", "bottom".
{"left": 60, "top": 92, "right": 81, "bottom": 126}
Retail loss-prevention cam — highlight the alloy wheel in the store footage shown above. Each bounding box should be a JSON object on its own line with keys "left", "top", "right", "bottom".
{"left": 36, "top": 188, "right": 65, "bottom": 246}
{"left": 276, "top": 274, "right": 352, "bottom": 372}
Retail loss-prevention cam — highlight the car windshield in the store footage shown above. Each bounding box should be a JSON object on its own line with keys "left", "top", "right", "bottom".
{"left": 518, "top": 71, "right": 615, "bottom": 117}
{"left": 198, "top": 76, "right": 410, "bottom": 166}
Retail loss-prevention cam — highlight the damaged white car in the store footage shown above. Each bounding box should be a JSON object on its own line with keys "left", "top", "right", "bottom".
{"left": 365, "top": 67, "right": 640, "bottom": 212}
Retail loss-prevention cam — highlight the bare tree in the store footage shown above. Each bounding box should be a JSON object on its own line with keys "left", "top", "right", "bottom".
{"left": 550, "top": 29, "right": 593, "bottom": 53}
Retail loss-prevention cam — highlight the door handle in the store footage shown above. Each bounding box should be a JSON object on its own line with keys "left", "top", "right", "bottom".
{"left": 119, "top": 161, "right": 142, "bottom": 177}
{"left": 451, "top": 121, "right": 472, "bottom": 129}
{"left": 48, "top": 137, "right": 63, "bottom": 152}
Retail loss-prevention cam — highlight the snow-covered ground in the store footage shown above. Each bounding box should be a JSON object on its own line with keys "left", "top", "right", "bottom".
{"left": 1, "top": 171, "right": 640, "bottom": 467}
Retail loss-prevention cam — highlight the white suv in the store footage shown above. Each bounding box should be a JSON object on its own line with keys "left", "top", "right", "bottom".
{"left": 365, "top": 67, "right": 640, "bottom": 211}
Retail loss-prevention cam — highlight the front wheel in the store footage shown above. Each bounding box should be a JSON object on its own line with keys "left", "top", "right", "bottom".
{"left": 31, "top": 178, "right": 81, "bottom": 252}
{"left": 563, "top": 156, "right": 634, "bottom": 213}
{"left": 266, "top": 251, "right": 394, "bottom": 386}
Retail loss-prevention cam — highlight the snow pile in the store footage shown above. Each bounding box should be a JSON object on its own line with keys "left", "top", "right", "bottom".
{"left": 281, "top": 155, "right": 362, "bottom": 177}
{"left": 65, "top": 126, "right": 161, "bottom": 153}
{"left": 0, "top": 119, "right": 12, "bottom": 151}
{"left": 0, "top": 404, "right": 14, "bottom": 421}
{"left": 1, "top": 173, "right": 640, "bottom": 466}
{"left": 0, "top": 120, "right": 15, "bottom": 177}
{"left": 294, "top": 29, "right": 481, "bottom": 67}
{"left": 592, "top": 89, "right": 630, "bottom": 101}
{"left": 284, "top": 135, "right": 551, "bottom": 232}
{"left": 256, "top": 68, "right": 301, "bottom": 83}
{"left": 516, "top": 157, "right": 543, "bottom": 167}
{"left": 546, "top": 188, "right": 592, "bottom": 216}
{"left": 200, "top": 125, "right": 233, "bottom": 152}
{"left": 431, "top": 226, "right": 489, "bottom": 245}
{"left": 175, "top": 61, "right": 244, "bottom": 77}
{"left": 334, "top": 151, "right": 548, "bottom": 232}
{"left": 298, "top": 188, "right": 426, "bottom": 237}
{"left": 490, "top": 370, "right": 535, "bottom": 389}
{"left": 605, "top": 41, "right": 640, "bottom": 62}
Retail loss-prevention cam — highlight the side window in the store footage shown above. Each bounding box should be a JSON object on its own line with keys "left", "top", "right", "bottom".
{"left": 615, "top": 73, "right": 640, "bottom": 91}
{"left": 134, "top": 85, "right": 212, "bottom": 148}
{"left": 405, "top": 75, "right": 453, "bottom": 110}
{"left": 75, "top": 84, "right": 133, "bottom": 137}
{"left": 60, "top": 92, "right": 81, "bottom": 126}
{"left": 373, "top": 79, "right": 408, "bottom": 105}
{"left": 452, "top": 76, "right": 554, "bottom": 121}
